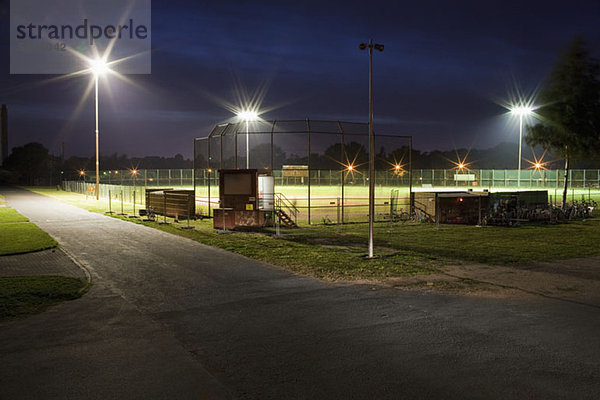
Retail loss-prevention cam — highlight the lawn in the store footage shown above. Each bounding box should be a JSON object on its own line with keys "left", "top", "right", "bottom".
{"left": 0, "top": 205, "right": 57, "bottom": 256}
{"left": 290, "top": 220, "right": 600, "bottom": 265}
{"left": 0, "top": 276, "right": 87, "bottom": 322}
{"left": 0, "top": 207, "right": 29, "bottom": 223}
{"left": 27, "top": 187, "right": 600, "bottom": 281}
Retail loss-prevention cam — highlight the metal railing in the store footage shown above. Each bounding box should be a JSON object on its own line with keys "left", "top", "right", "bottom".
{"left": 275, "top": 193, "right": 299, "bottom": 224}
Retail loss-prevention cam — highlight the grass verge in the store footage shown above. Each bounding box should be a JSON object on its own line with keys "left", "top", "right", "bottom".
{"left": 0, "top": 207, "right": 30, "bottom": 223}
{"left": 0, "top": 276, "right": 87, "bottom": 322}
{"left": 0, "top": 204, "right": 57, "bottom": 255}
{"left": 118, "top": 217, "right": 441, "bottom": 279}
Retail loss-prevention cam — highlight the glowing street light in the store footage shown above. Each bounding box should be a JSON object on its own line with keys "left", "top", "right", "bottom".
{"left": 130, "top": 168, "right": 138, "bottom": 186}
{"left": 449, "top": 151, "right": 471, "bottom": 172}
{"left": 237, "top": 110, "right": 259, "bottom": 169}
{"left": 510, "top": 104, "right": 534, "bottom": 187}
{"left": 359, "top": 38, "right": 384, "bottom": 259}
{"left": 525, "top": 149, "right": 549, "bottom": 176}
{"left": 89, "top": 57, "right": 110, "bottom": 200}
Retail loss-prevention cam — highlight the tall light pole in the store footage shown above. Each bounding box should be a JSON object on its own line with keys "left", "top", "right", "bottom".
{"left": 359, "top": 39, "right": 384, "bottom": 259}
{"left": 510, "top": 105, "right": 533, "bottom": 188}
{"left": 89, "top": 58, "right": 109, "bottom": 200}
{"left": 237, "top": 110, "right": 258, "bottom": 169}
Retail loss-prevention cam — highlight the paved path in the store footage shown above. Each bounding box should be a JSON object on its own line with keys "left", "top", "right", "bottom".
{"left": 2, "top": 187, "right": 600, "bottom": 399}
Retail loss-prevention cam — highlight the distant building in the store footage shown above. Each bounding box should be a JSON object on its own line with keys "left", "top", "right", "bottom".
{"left": 0, "top": 104, "right": 7, "bottom": 166}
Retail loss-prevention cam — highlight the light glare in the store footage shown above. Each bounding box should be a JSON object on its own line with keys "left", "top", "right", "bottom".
{"left": 237, "top": 110, "right": 259, "bottom": 121}
{"left": 511, "top": 105, "right": 534, "bottom": 117}
{"left": 89, "top": 58, "right": 109, "bottom": 76}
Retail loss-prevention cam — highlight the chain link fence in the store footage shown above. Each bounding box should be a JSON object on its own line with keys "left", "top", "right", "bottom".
{"left": 62, "top": 167, "right": 600, "bottom": 223}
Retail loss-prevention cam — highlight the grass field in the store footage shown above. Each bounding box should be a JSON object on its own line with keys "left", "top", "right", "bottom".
{"left": 0, "top": 276, "right": 87, "bottom": 322}
{"left": 25, "top": 188, "right": 600, "bottom": 281}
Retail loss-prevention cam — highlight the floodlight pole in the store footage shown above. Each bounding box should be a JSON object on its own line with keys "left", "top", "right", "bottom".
{"left": 518, "top": 113, "right": 523, "bottom": 188}
{"left": 94, "top": 73, "right": 100, "bottom": 200}
{"left": 360, "top": 39, "right": 384, "bottom": 259}
{"left": 246, "top": 120, "right": 249, "bottom": 169}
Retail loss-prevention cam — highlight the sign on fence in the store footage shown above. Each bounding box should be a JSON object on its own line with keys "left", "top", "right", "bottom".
{"left": 454, "top": 174, "right": 475, "bottom": 181}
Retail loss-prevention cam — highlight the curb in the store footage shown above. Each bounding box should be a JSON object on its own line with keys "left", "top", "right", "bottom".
{"left": 59, "top": 246, "right": 93, "bottom": 292}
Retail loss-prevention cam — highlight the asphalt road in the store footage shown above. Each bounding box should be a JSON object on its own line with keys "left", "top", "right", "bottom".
{"left": 2, "top": 187, "right": 600, "bottom": 399}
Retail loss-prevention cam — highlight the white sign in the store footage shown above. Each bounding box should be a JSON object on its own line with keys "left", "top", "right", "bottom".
{"left": 454, "top": 174, "right": 475, "bottom": 181}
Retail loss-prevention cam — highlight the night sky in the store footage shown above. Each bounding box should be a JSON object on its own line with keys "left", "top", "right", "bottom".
{"left": 1, "top": 0, "right": 599, "bottom": 159}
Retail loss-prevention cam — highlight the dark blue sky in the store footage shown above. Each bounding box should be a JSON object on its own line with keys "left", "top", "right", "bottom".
{"left": 1, "top": 0, "right": 599, "bottom": 158}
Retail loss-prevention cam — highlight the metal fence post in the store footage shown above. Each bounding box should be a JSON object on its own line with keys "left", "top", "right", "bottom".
{"left": 119, "top": 190, "right": 125, "bottom": 215}
{"left": 130, "top": 190, "right": 139, "bottom": 218}
{"left": 160, "top": 192, "right": 169, "bottom": 224}
{"left": 181, "top": 193, "right": 194, "bottom": 230}
{"left": 337, "top": 197, "right": 341, "bottom": 234}
{"left": 106, "top": 189, "right": 113, "bottom": 214}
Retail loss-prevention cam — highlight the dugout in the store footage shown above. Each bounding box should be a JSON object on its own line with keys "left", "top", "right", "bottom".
{"left": 413, "top": 191, "right": 489, "bottom": 225}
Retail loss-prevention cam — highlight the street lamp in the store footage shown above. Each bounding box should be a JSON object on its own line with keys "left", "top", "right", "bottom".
{"left": 89, "top": 58, "right": 110, "bottom": 200}
{"left": 510, "top": 105, "right": 533, "bottom": 188}
{"left": 359, "top": 39, "right": 384, "bottom": 259}
{"left": 237, "top": 110, "right": 258, "bottom": 169}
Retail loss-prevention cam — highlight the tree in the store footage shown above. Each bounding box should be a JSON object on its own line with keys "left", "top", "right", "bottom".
{"left": 4, "top": 142, "right": 51, "bottom": 185}
{"left": 526, "top": 38, "right": 600, "bottom": 208}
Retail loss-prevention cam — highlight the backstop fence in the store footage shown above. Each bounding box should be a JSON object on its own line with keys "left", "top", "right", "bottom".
{"left": 193, "top": 120, "right": 413, "bottom": 224}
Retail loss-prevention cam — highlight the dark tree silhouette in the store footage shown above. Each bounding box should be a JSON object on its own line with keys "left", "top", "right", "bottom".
{"left": 526, "top": 38, "right": 600, "bottom": 208}
{"left": 4, "top": 142, "right": 51, "bottom": 185}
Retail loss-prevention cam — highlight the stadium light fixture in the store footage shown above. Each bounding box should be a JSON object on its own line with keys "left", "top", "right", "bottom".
{"left": 237, "top": 109, "right": 259, "bottom": 169}
{"left": 510, "top": 104, "right": 534, "bottom": 187}
{"left": 89, "top": 58, "right": 109, "bottom": 76}
{"left": 359, "top": 38, "right": 384, "bottom": 259}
